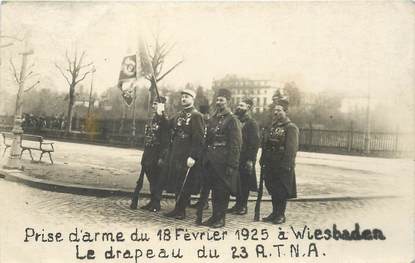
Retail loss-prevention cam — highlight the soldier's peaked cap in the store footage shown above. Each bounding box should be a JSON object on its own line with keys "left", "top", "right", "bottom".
{"left": 216, "top": 88, "right": 232, "bottom": 101}
{"left": 181, "top": 88, "right": 196, "bottom": 98}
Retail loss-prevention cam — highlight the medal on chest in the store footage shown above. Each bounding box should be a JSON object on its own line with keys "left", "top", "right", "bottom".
{"left": 177, "top": 112, "right": 192, "bottom": 127}
{"left": 269, "top": 126, "right": 285, "bottom": 142}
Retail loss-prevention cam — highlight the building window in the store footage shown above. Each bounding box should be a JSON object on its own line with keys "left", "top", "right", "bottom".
{"left": 263, "top": 97, "right": 267, "bottom": 106}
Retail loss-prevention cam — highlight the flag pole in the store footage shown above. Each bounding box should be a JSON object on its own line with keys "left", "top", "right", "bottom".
{"left": 131, "top": 44, "right": 140, "bottom": 139}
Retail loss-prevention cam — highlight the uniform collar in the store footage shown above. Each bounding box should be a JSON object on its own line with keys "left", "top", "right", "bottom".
{"left": 238, "top": 112, "right": 251, "bottom": 122}
{"left": 272, "top": 117, "right": 290, "bottom": 127}
{"left": 182, "top": 106, "right": 195, "bottom": 113}
{"left": 214, "top": 108, "right": 231, "bottom": 117}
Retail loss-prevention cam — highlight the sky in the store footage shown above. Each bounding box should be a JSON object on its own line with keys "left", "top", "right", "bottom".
{"left": 0, "top": 1, "right": 414, "bottom": 107}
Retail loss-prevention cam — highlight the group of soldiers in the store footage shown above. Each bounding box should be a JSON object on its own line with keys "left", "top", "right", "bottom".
{"left": 130, "top": 87, "right": 299, "bottom": 228}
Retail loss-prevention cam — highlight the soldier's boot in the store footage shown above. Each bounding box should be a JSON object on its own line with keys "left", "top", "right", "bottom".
{"left": 210, "top": 215, "right": 225, "bottom": 228}
{"left": 174, "top": 209, "right": 186, "bottom": 220}
{"left": 210, "top": 191, "right": 229, "bottom": 228}
{"left": 233, "top": 205, "right": 248, "bottom": 215}
{"left": 226, "top": 203, "right": 240, "bottom": 213}
{"left": 140, "top": 201, "right": 153, "bottom": 210}
{"left": 147, "top": 200, "right": 161, "bottom": 212}
{"left": 201, "top": 216, "right": 216, "bottom": 227}
{"left": 262, "top": 198, "right": 278, "bottom": 222}
{"left": 232, "top": 194, "right": 248, "bottom": 215}
{"left": 189, "top": 200, "right": 209, "bottom": 210}
{"left": 163, "top": 208, "right": 179, "bottom": 218}
{"left": 272, "top": 199, "right": 287, "bottom": 224}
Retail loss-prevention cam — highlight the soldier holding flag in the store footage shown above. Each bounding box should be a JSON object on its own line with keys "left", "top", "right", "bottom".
{"left": 130, "top": 96, "right": 169, "bottom": 212}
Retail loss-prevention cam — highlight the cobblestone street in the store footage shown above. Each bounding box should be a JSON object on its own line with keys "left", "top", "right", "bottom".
{"left": 0, "top": 141, "right": 414, "bottom": 262}
{"left": 0, "top": 179, "right": 403, "bottom": 229}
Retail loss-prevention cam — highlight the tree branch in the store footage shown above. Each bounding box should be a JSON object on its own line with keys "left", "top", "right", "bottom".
{"left": 156, "top": 60, "right": 184, "bottom": 82}
{"left": 0, "top": 35, "right": 24, "bottom": 42}
{"left": 55, "top": 62, "right": 71, "bottom": 85}
{"left": 24, "top": 80, "right": 40, "bottom": 92}
{"left": 65, "top": 50, "right": 72, "bottom": 72}
{"left": 24, "top": 71, "right": 40, "bottom": 81}
{"left": 9, "top": 58, "right": 20, "bottom": 84}
{"left": 79, "top": 61, "right": 93, "bottom": 69}
{"left": 77, "top": 51, "right": 86, "bottom": 69}
{"left": 75, "top": 70, "right": 92, "bottom": 85}
{"left": 0, "top": 42, "right": 13, "bottom": 48}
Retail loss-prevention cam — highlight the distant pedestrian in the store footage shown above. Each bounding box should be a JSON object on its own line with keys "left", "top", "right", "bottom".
{"left": 260, "top": 96, "right": 299, "bottom": 224}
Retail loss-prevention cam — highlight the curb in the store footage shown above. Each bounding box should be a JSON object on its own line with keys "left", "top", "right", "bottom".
{"left": 0, "top": 168, "right": 399, "bottom": 202}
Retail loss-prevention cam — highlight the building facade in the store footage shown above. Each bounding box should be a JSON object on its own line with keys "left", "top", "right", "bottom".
{"left": 212, "top": 75, "right": 279, "bottom": 112}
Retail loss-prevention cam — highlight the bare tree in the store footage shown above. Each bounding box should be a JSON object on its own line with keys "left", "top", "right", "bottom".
{"left": 143, "top": 34, "right": 183, "bottom": 102}
{"left": 55, "top": 49, "right": 94, "bottom": 133}
{"left": 9, "top": 57, "right": 40, "bottom": 111}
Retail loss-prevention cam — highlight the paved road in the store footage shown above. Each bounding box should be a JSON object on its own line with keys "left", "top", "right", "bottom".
{"left": 2, "top": 140, "right": 412, "bottom": 198}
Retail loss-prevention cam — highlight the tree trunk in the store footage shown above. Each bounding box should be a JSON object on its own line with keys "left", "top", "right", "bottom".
{"left": 66, "top": 85, "right": 75, "bottom": 134}
{"left": 149, "top": 78, "right": 157, "bottom": 104}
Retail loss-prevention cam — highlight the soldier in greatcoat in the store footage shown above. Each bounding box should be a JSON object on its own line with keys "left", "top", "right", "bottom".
{"left": 201, "top": 88, "right": 242, "bottom": 228}
{"left": 163, "top": 88, "right": 205, "bottom": 220}
{"left": 130, "top": 97, "right": 169, "bottom": 212}
{"left": 227, "top": 97, "right": 260, "bottom": 215}
{"left": 189, "top": 104, "right": 211, "bottom": 210}
{"left": 260, "top": 96, "right": 299, "bottom": 224}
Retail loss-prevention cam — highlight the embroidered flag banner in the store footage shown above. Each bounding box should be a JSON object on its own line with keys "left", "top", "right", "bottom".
{"left": 118, "top": 55, "right": 138, "bottom": 106}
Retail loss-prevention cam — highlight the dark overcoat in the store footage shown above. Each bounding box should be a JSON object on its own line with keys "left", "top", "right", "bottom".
{"left": 203, "top": 109, "right": 242, "bottom": 196}
{"left": 239, "top": 114, "right": 260, "bottom": 191}
{"left": 141, "top": 114, "right": 170, "bottom": 168}
{"left": 260, "top": 118, "right": 299, "bottom": 199}
{"left": 164, "top": 106, "right": 205, "bottom": 194}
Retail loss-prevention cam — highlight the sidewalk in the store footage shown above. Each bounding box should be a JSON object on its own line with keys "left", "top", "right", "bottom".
{"left": 0, "top": 140, "right": 413, "bottom": 200}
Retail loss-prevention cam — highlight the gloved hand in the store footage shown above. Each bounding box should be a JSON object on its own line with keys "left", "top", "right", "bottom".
{"left": 155, "top": 103, "right": 165, "bottom": 116}
{"left": 186, "top": 157, "right": 196, "bottom": 168}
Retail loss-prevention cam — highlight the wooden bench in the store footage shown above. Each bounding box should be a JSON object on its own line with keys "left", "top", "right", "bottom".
{"left": 1, "top": 132, "right": 54, "bottom": 164}
{"left": 1, "top": 132, "right": 13, "bottom": 157}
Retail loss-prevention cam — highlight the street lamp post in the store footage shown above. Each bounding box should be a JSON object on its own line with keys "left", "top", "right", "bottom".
{"left": 87, "top": 66, "right": 96, "bottom": 116}
{"left": 131, "top": 85, "right": 137, "bottom": 138}
{"left": 364, "top": 88, "right": 371, "bottom": 155}
{"left": 3, "top": 37, "right": 34, "bottom": 170}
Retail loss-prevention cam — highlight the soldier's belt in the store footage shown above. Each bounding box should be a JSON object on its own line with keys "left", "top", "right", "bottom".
{"left": 145, "top": 141, "right": 160, "bottom": 147}
{"left": 263, "top": 145, "right": 285, "bottom": 152}
{"left": 174, "top": 133, "right": 190, "bottom": 139}
{"left": 207, "top": 141, "right": 227, "bottom": 149}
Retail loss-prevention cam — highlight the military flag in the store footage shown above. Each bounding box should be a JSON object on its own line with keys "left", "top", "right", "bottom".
{"left": 118, "top": 54, "right": 139, "bottom": 106}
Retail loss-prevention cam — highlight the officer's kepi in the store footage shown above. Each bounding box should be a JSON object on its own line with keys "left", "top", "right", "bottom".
{"left": 181, "top": 88, "right": 196, "bottom": 98}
